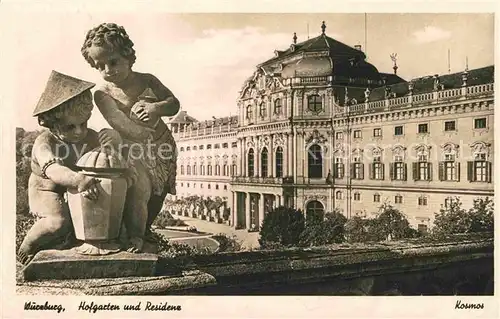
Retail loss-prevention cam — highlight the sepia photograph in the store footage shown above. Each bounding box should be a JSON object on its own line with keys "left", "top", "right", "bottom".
{"left": 2, "top": 2, "right": 497, "bottom": 317}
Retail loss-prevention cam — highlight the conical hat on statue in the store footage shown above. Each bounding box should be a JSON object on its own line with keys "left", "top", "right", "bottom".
{"left": 32, "top": 71, "right": 96, "bottom": 116}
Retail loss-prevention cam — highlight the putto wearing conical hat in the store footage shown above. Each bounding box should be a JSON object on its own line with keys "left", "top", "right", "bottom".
{"left": 32, "top": 71, "right": 95, "bottom": 116}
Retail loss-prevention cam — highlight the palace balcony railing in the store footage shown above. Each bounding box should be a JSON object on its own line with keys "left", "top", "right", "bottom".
{"left": 334, "top": 83, "right": 494, "bottom": 116}
{"left": 231, "top": 176, "right": 294, "bottom": 185}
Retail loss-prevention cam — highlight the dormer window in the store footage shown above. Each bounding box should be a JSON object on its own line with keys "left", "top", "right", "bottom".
{"left": 307, "top": 95, "right": 322, "bottom": 113}
{"left": 290, "top": 44, "right": 295, "bottom": 52}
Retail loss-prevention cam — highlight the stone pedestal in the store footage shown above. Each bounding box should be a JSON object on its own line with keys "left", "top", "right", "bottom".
{"left": 23, "top": 249, "right": 158, "bottom": 281}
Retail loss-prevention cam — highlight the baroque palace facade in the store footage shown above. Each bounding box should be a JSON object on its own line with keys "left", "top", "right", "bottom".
{"left": 169, "top": 23, "right": 494, "bottom": 233}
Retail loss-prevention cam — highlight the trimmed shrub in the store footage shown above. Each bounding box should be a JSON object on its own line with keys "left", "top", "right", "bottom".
{"left": 212, "top": 233, "right": 242, "bottom": 252}
{"left": 259, "top": 206, "right": 305, "bottom": 249}
{"left": 152, "top": 210, "right": 188, "bottom": 228}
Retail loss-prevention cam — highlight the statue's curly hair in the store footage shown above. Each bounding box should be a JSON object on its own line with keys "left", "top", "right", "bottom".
{"left": 81, "top": 23, "right": 136, "bottom": 68}
{"left": 38, "top": 91, "right": 93, "bottom": 129}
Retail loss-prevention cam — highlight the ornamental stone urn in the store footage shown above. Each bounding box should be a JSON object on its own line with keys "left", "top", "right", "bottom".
{"left": 67, "top": 147, "right": 128, "bottom": 255}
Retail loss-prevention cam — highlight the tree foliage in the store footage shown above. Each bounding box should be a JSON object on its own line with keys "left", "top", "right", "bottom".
{"left": 299, "top": 210, "right": 347, "bottom": 246}
{"left": 259, "top": 206, "right": 305, "bottom": 249}
{"left": 433, "top": 197, "right": 494, "bottom": 235}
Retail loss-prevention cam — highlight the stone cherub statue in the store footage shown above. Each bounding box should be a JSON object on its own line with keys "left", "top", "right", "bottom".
{"left": 81, "top": 22, "right": 181, "bottom": 252}
{"left": 17, "top": 71, "right": 137, "bottom": 265}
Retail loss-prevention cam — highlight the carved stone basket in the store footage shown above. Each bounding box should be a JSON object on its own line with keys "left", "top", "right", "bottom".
{"left": 67, "top": 147, "right": 128, "bottom": 255}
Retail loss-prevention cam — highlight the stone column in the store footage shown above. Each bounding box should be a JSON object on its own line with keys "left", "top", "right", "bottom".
{"left": 242, "top": 137, "right": 246, "bottom": 176}
{"left": 270, "top": 134, "right": 275, "bottom": 177}
{"left": 245, "top": 192, "right": 251, "bottom": 229}
{"left": 259, "top": 193, "right": 265, "bottom": 228}
{"left": 231, "top": 191, "right": 236, "bottom": 227}
{"left": 287, "top": 133, "right": 293, "bottom": 177}
{"left": 255, "top": 137, "right": 260, "bottom": 177}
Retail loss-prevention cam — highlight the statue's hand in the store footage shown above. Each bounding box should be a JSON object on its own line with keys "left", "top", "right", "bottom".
{"left": 98, "top": 129, "right": 122, "bottom": 148}
{"left": 77, "top": 174, "right": 101, "bottom": 201}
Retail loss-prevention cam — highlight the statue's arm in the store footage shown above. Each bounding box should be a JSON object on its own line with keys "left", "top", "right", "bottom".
{"left": 33, "top": 134, "right": 93, "bottom": 190}
{"left": 94, "top": 89, "right": 154, "bottom": 142}
{"left": 145, "top": 74, "right": 180, "bottom": 117}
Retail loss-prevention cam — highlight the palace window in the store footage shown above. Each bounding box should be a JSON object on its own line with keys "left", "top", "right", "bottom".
{"left": 261, "top": 147, "right": 269, "bottom": 177}
{"left": 418, "top": 196, "right": 428, "bottom": 206}
{"left": 390, "top": 155, "right": 407, "bottom": 181}
{"left": 215, "top": 184, "right": 219, "bottom": 190}
{"left": 418, "top": 123, "right": 429, "bottom": 134}
{"left": 373, "top": 194, "right": 381, "bottom": 203}
{"left": 207, "top": 164, "right": 213, "bottom": 176}
{"left": 275, "top": 147, "right": 283, "bottom": 178}
{"left": 199, "top": 145, "right": 204, "bottom": 150}
{"left": 418, "top": 224, "right": 428, "bottom": 235}
{"left": 413, "top": 153, "right": 432, "bottom": 181}
{"left": 351, "top": 156, "right": 364, "bottom": 180}
{"left": 444, "top": 197, "right": 451, "bottom": 208}
{"left": 186, "top": 146, "right": 190, "bottom": 151}
{"left": 215, "top": 164, "right": 220, "bottom": 176}
{"left": 231, "top": 142, "right": 238, "bottom": 148}
{"left": 370, "top": 156, "right": 384, "bottom": 180}
{"left": 200, "top": 164, "right": 205, "bottom": 176}
{"left": 180, "top": 147, "right": 184, "bottom": 152}
{"left": 335, "top": 191, "right": 343, "bottom": 200}
{"left": 231, "top": 164, "right": 237, "bottom": 176}
{"left": 193, "top": 163, "right": 197, "bottom": 175}
{"left": 180, "top": 165, "right": 184, "bottom": 175}
{"left": 307, "top": 95, "right": 322, "bottom": 113}
{"left": 246, "top": 105, "right": 253, "bottom": 120}
{"left": 193, "top": 146, "right": 197, "bottom": 151}
{"left": 224, "top": 185, "right": 227, "bottom": 190}
{"left": 223, "top": 164, "right": 229, "bottom": 176}
{"left": 444, "top": 120, "right": 456, "bottom": 131}
{"left": 274, "top": 98, "right": 282, "bottom": 115}
{"left": 467, "top": 152, "right": 491, "bottom": 182}
{"left": 474, "top": 118, "right": 487, "bottom": 129}
{"left": 259, "top": 102, "right": 267, "bottom": 118}
{"left": 214, "top": 144, "right": 220, "bottom": 149}
{"left": 334, "top": 157, "right": 344, "bottom": 179}
{"left": 354, "top": 192, "right": 361, "bottom": 201}
{"left": 208, "top": 184, "right": 211, "bottom": 190}
{"left": 439, "top": 153, "right": 459, "bottom": 181}
{"left": 222, "top": 143, "right": 228, "bottom": 148}
{"left": 394, "top": 125, "right": 404, "bottom": 136}
{"left": 335, "top": 132, "right": 343, "bottom": 140}
{"left": 308, "top": 144, "right": 323, "bottom": 178}
{"left": 247, "top": 148, "right": 255, "bottom": 177}
{"left": 395, "top": 195, "right": 403, "bottom": 204}
{"left": 207, "top": 144, "right": 212, "bottom": 149}
{"left": 353, "top": 130, "right": 362, "bottom": 139}
{"left": 306, "top": 200, "right": 325, "bottom": 219}
{"left": 373, "top": 128, "right": 382, "bottom": 137}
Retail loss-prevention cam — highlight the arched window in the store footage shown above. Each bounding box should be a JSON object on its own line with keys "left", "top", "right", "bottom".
{"left": 207, "top": 164, "right": 213, "bottom": 176}
{"left": 308, "top": 144, "right": 323, "bottom": 178}
{"left": 335, "top": 191, "right": 343, "bottom": 200}
{"left": 308, "top": 94, "right": 322, "bottom": 113}
{"left": 306, "top": 200, "right": 324, "bottom": 220}
{"left": 231, "top": 163, "right": 237, "bottom": 176}
{"left": 247, "top": 149, "right": 255, "bottom": 177}
{"left": 187, "top": 165, "right": 191, "bottom": 175}
{"left": 180, "top": 165, "right": 184, "bottom": 175}
{"left": 261, "top": 147, "right": 268, "bottom": 177}
{"left": 193, "top": 163, "right": 197, "bottom": 175}
{"left": 200, "top": 164, "right": 205, "bottom": 176}
{"left": 246, "top": 105, "right": 253, "bottom": 120}
{"left": 259, "top": 102, "right": 267, "bottom": 118}
{"left": 223, "top": 164, "right": 229, "bottom": 176}
{"left": 275, "top": 147, "right": 283, "bottom": 177}
{"left": 274, "top": 98, "right": 282, "bottom": 115}
{"left": 215, "top": 164, "right": 220, "bottom": 176}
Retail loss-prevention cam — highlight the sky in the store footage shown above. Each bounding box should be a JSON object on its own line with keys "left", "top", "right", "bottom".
{"left": 2, "top": 11, "right": 494, "bottom": 131}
